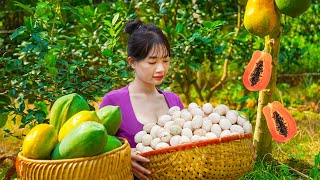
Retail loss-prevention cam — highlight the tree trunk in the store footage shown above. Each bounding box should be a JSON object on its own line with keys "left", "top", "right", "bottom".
{"left": 253, "top": 25, "right": 281, "bottom": 161}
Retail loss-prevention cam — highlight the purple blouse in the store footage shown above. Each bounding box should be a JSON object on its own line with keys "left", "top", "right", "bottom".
{"left": 99, "top": 85, "right": 184, "bottom": 148}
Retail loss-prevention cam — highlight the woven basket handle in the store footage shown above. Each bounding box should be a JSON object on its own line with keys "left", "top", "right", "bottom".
{"left": 0, "top": 154, "right": 17, "bottom": 180}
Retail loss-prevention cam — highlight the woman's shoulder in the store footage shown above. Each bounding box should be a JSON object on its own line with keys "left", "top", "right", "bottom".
{"left": 104, "top": 86, "right": 128, "bottom": 98}
{"left": 100, "top": 86, "right": 129, "bottom": 107}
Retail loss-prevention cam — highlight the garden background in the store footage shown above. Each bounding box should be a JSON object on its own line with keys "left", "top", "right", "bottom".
{"left": 0, "top": 0, "right": 319, "bottom": 179}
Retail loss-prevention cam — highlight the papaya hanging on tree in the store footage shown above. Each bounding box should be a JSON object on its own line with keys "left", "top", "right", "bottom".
{"left": 275, "top": 0, "right": 312, "bottom": 18}
{"left": 244, "top": 0, "right": 281, "bottom": 37}
{"left": 263, "top": 101, "right": 297, "bottom": 143}
{"left": 242, "top": 50, "right": 272, "bottom": 91}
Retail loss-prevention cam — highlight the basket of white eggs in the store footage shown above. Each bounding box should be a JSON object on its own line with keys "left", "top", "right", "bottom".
{"left": 134, "top": 103, "right": 255, "bottom": 180}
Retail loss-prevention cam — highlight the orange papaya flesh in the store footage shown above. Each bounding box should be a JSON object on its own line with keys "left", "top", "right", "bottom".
{"left": 263, "top": 101, "right": 297, "bottom": 143}
{"left": 242, "top": 50, "right": 272, "bottom": 91}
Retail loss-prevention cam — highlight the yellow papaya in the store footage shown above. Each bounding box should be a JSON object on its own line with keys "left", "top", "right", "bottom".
{"left": 22, "top": 124, "right": 58, "bottom": 159}
{"left": 58, "top": 110, "right": 101, "bottom": 141}
{"left": 244, "top": 0, "right": 281, "bottom": 38}
{"left": 49, "top": 93, "right": 90, "bottom": 132}
{"left": 97, "top": 106, "right": 122, "bottom": 136}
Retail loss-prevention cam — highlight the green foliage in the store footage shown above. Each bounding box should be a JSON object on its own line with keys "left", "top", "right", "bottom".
{"left": 1, "top": 1, "right": 130, "bottom": 130}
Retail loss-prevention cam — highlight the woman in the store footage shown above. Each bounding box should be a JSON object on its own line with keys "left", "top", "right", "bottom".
{"left": 100, "top": 19, "right": 184, "bottom": 180}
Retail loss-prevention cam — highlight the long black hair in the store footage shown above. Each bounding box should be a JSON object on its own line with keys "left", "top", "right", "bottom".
{"left": 125, "top": 19, "right": 171, "bottom": 61}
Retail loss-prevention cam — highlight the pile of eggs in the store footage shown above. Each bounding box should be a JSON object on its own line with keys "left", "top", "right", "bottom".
{"left": 134, "top": 103, "right": 252, "bottom": 153}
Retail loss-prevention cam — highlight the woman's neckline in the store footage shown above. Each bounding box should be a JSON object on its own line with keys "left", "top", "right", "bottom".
{"left": 125, "top": 85, "right": 170, "bottom": 126}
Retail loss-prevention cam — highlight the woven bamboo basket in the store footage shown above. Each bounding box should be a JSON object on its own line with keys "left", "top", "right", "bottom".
{"left": 139, "top": 133, "right": 255, "bottom": 180}
{"left": 16, "top": 137, "right": 133, "bottom": 180}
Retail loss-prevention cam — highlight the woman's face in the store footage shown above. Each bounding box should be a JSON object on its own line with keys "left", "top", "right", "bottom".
{"left": 131, "top": 44, "right": 170, "bottom": 86}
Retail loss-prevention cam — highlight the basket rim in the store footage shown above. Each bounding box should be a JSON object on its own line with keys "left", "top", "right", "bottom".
{"left": 17, "top": 137, "right": 129, "bottom": 164}
{"left": 139, "top": 133, "right": 252, "bottom": 157}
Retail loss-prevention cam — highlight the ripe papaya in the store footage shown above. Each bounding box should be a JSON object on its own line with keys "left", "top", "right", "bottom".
{"left": 49, "top": 93, "right": 90, "bottom": 132}
{"left": 275, "top": 0, "right": 312, "bottom": 18}
{"left": 97, "top": 106, "right": 122, "bottom": 136}
{"left": 244, "top": 0, "right": 281, "bottom": 37}
{"left": 51, "top": 121, "right": 108, "bottom": 160}
{"left": 263, "top": 101, "right": 297, "bottom": 143}
{"left": 58, "top": 110, "right": 101, "bottom": 141}
{"left": 242, "top": 50, "right": 272, "bottom": 91}
{"left": 102, "top": 135, "right": 122, "bottom": 153}
{"left": 22, "top": 124, "right": 58, "bottom": 159}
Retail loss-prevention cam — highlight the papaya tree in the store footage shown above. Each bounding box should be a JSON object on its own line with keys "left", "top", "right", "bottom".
{"left": 243, "top": 0, "right": 312, "bottom": 161}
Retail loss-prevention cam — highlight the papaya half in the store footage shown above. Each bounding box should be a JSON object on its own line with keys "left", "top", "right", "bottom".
{"left": 244, "top": 0, "right": 281, "bottom": 37}
{"left": 242, "top": 50, "right": 272, "bottom": 91}
{"left": 51, "top": 121, "right": 108, "bottom": 160}
{"left": 263, "top": 101, "right": 297, "bottom": 143}
{"left": 49, "top": 93, "right": 90, "bottom": 132}
{"left": 58, "top": 110, "right": 101, "bottom": 141}
{"left": 22, "top": 124, "right": 58, "bottom": 159}
{"left": 275, "top": 0, "right": 312, "bottom": 18}
{"left": 97, "top": 106, "right": 122, "bottom": 136}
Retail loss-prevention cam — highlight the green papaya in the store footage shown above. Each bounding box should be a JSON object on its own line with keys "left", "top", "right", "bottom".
{"left": 102, "top": 135, "right": 122, "bottom": 153}
{"left": 244, "top": 0, "right": 281, "bottom": 37}
{"left": 22, "top": 124, "right": 58, "bottom": 160}
{"left": 97, "top": 106, "right": 122, "bottom": 136}
{"left": 49, "top": 93, "right": 90, "bottom": 132}
{"left": 275, "top": 0, "right": 312, "bottom": 18}
{"left": 51, "top": 121, "right": 108, "bottom": 160}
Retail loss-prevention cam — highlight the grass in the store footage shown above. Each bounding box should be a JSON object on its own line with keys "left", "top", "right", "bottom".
{"left": 240, "top": 110, "right": 320, "bottom": 180}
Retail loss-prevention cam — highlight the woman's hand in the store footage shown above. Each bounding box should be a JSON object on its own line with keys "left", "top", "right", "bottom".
{"left": 131, "top": 148, "right": 151, "bottom": 180}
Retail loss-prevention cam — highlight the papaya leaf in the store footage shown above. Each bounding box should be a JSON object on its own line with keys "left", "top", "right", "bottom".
{"left": 102, "top": 49, "right": 113, "bottom": 57}
{"left": 0, "top": 113, "right": 8, "bottom": 128}
{"left": 236, "top": 95, "right": 250, "bottom": 103}
{"left": 18, "top": 101, "right": 25, "bottom": 113}
{"left": 189, "top": 62, "right": 200, "bottom": 70}
{"left": 112, "top": 13, "right": 120, "bottom": 26}
{"left": 25, "top": 17, "right": 34, "bottom": 31}
{"left": 14, "top": 1, "right": 34, "bottom": 14}
{"left": 0, "top": 95, "right": 11, "bottom": 108}
{"left": 10, "top": 26, "right": 27, "bottom": 40}
{"left": 35, "top": 111, "right": 46, "bottom": 123}
{"left": 175, "top": 22, "right": 183, "bottom": 34}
